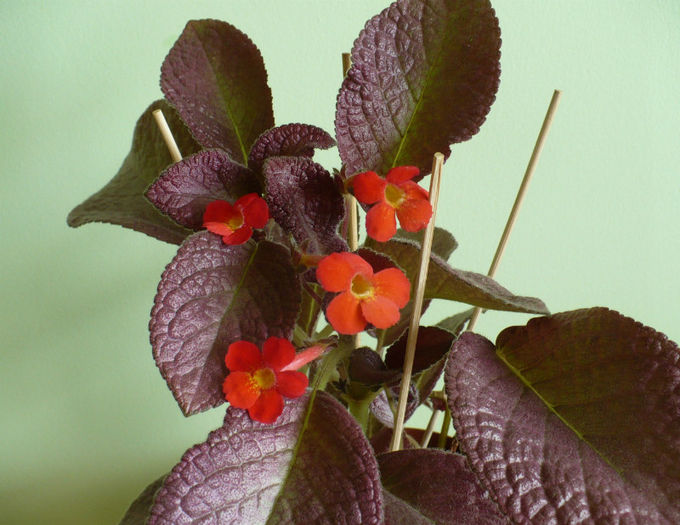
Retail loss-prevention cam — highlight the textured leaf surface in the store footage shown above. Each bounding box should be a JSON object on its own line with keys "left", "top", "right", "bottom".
{"left": 150, "top": 233, "right": 301, "bottom": 415}
{"left": 248, "top": 123, "right": 335, "bottom": 173}
{"left": 380, "top": 450, "right": 506, "bottom": 524}
{"left": 67, "top": 100, "right": 200, "bottom": 244}
{"left": 264, "top": 156, "right": 347, "bottom": 255}
{"left": 161, "top": 19, "right": 274, "bottom": 164}
{"left": 336, "top": 0, "right": 501, "bottom": 177}
{"left": 366, "top": 237, "right": 548, "bottom": 314}
{"left": 150, "top": 392, "right": 383, "bottom": 524}
{"left": 371, "top": 382, "right": 419, "bottom": 429}
{"left": 120, "top": 476, "right": 166, "bottom": 525}
{"left": 146, "top": 149, "right": 259, "bottom": 230}
{"left": 445, "top": 308, "right": 680, "bottom": 524}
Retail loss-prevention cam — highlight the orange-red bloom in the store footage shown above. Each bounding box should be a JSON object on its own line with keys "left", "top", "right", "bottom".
{"left": 203, "top": 194, "right": 269, "bottom": 245}
{"left": 223, "top": 337, "right": 323, "bottom": 423}
{"left": 352, "top": 166, "right": 432, "bottom": 242}
{"left": 316, "top": 252, "right": 410, "bottom": 334}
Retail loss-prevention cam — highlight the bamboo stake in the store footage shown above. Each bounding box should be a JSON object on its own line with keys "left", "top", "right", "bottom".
{"left": 468, "top": 89, "right": 562, "bottom": 332}
{"left": 419, "top": 408, "right": 441, "bottom": 448}
{"left": 389, "top": 152, "right": 444, "bottom": 452}
{"left": 342, "top": 53, "right": 359, "bottom": 253}
{"left": 152, "top": 109, "right": 183, "bottom": 163}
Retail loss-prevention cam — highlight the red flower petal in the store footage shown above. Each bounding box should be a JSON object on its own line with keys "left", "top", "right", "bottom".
{"left": 262, "top": 337, "right": 296, "bottom": 371}
{"left": 248, "top": 389, "right": 284, "bottom": 423}
{"left": 365, "top": 201, "right": 397, "bottom": 242}
{"left": 276, "top": 370, "right": 309, "bottom": 398}
{"left": 221, "top": 225, "right": 253, "bottom": 245}
{"left": 223, "top": 371, "right": 260, "bottom": 409}
{"left": 360, "top": 295, "right": 401, "bottom": 329}
{"left": 396, "top": 196, "right": 432, "bottom": 232}
{"left": 203, "top": 200, "right": 242, "bottom": 237}
{"left": 352, "top": 171, "right": 386, "bottom": 204}
{"left": 326, "top": 291, "right": 365, "bottom": 334}
{"left": 385, "top": 166, "right": 419, "bottom": 184}
{"left": 372, "top": 268, "right": 411, "bottom": 309}
{"left": 225, "top": 341, "right": 263, "bottom": 372}
{"left": 316, "top": 252, "right": 373, "bottom": 292}
{"left": 236, "top": 193, "right": 270, "bottom": 229}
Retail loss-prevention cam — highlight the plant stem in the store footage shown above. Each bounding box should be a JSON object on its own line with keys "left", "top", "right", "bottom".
{"left": 437, "top": 407, "right": 452, "bottom": 449}
{"left": 347, "top": 396, "right": 372, "bottom": 433}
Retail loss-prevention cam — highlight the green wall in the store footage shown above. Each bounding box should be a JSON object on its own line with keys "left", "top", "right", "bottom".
{"left": 1, "top": 1, "right": 678, "bottom": 522}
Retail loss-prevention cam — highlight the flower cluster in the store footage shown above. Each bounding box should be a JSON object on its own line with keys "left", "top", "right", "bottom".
{"left": 203, "top": 193, "right": 269, "bottom": 245}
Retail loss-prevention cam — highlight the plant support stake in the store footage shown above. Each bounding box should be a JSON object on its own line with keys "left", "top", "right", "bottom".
{"left": 468, "top": 89, "right": 562, "bottom": 331}
{"left": 390, "top": 152, "right": 444, "bottom": 452}
{"left": 152, "top": 108, "right": 183, "bottom": 163}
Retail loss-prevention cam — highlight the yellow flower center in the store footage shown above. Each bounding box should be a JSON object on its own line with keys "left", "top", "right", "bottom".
{"left": 252, "top": 367, "right": 276, "bottom": 390}
{"left": 384, "top": 183, "right": 405, "bottom": 208}
{"left": 227, "top": 214, "right": 244, "bottom": 230}
{"left": 351, "top": 273, "right": 375, "bottom": 299}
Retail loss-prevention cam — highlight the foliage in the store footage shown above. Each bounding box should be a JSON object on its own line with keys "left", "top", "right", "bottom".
{"left": 69, "top": 0, "right": 680, "bottom": 523}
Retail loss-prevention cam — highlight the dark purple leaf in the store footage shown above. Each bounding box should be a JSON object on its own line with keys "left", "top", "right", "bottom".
{"left": 161, "top": 19, "right": 274, "bottom": 164}
{"left": 263, "top": 156, "right": 347, "bottom": 256}
{"left": 372, "top": 427, "right": 455, "bottom": 454}
{"left": 150, "top": 233, "right": 301, "bottom": 416}
{"left": 366, "top": 236, "right": 548, "bottom": 314}
{"left": 120, "top": 476, "right": 166, "bottom": 525}
{"left": 349, "top": 347, "right": 399, "bottom": 387}
{"left": 150, "top": 392, "right": 383, "bottom": 524}
{"left": 385, "top": 326, "right": 455, "bottom": 373}
{"left": 371, "top": 382, "right": 419, "bottom": 429}
{"left": 145, "top": 149, "right": 259, "bottom": 230}
{"left": 445, "top": 309, "right": 680, "bottom": 524}
{"left": 336, "top": 0, "right": 501, "bottom": 177}
{"left": 67, "top": 100, "right": 200, "bottom": 244}
{"left": 248, "top": 123, "right": 336, "bottom": 173}
{"left": 380, "top": 450, "right": 506, "bottom": 524}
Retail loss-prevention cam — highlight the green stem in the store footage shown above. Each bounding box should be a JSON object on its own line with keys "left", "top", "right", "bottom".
{"left": 437, "top": 407, "right": 452, "bottom": 449}
{"left": 347, "top": 397, "right": 372, "bottom": 433}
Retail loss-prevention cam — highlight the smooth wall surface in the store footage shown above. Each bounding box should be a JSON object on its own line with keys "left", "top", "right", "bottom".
{"left": 2, "top": 1, "right": 679, "bottom": 523}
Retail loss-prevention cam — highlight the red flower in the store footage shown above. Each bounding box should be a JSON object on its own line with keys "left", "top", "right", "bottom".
{"left": 352, "top": 166, "right": 432, "bottom": 242}
{"left": 316, "top": 252, "right": 410, "bottom": 334}
{"left": 222, "top": 337, "right": 322, "bottom": 423}
{"left": 203, "top": 194, "right": 269, "bottom": 245}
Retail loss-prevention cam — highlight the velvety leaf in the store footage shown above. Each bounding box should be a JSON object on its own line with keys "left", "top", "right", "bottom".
{"left": 150, "top": 233, "right": 301, "bottom": 416}
{"left": 120, "top": 476, "right": 166, "bottom": 525}
{"left": 264, "top": 156, "right": 347, "bottom": 255}
{"left": 248, "top": 123, "right": 336, "bottom": 173}
{"left": 445, "top": 309, "right": 680, "bottom": 524}
{"left": 145, "top": 149, "right": 259, "bottom": 230}
{"left": 336, "top": 0, "right": 501, "bottom": 177}
{"left": 385, "top": 326, "right": 455, "bottom": 373}
{"left": 161, "top": 19, "right": 274, "bottom": 165}
{"left": 372, "top": 427, "right": 455, "bottom": 454}
{"left": 366, "top": 237, "right": 548, "bottom": 314}
{"left": 436, "top": 308, "right": 474, "bottom": 334}
{"left": 380, "top": 450, "right": 506, "bottom": 524}
{"left": 371, "top": 382, "right": 419, "bottom": 429}
{"left": 392, "top": 227, "right": 458, "bottom": 262}
{"left": 350, "top": 347, "right": 399, "bottom": 387}
{"left": 150, "top": 392, "right": 383, "bottom": 524}
{"left": 67, "top": 100, "right": 200, "bottom": 244}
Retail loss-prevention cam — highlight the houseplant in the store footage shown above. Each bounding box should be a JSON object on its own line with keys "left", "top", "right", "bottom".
{"left": 68, "top": 0, "right": 680, "bottom": 522}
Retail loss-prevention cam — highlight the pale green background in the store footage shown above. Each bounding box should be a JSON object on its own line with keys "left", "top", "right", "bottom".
{"left": 1, "top": 1, "right": 679, "bottom": 523}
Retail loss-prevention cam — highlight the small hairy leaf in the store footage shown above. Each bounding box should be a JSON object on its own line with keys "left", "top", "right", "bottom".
{"left": 146, "top": 149, "right": 259, "bottom": 230}
{"left": 336, "top": 0, "right": 501, "bottom": 177}
{"left": 264, "top": 156, "right": 347, "bottom": 255}
{"left": 150, "top": 233, "right": 301, "bottom": 416}
{"left": 445, "top": 309, "right": 680, "bottom": 523}
{"left": 67, "top": 100, "right": 200, "bottom": 244}
{"left": 161, "top": 19, "right": 274, "bottom": 165}
{"left": 366, "top": 236, "right": 548, "bottom": 314}
{"left": 371, "top": 382, "right": 419, "bottom": 429}
{"left": 150, "top": 392, "right": 383, "bottom": 524}
{"left": 380, "top": 450, "right": 506, "bottom": 524}
{"left": 248, "top": 123, "right": 336, "bottom": 173}
{"left": 349, "top": 347, "right": 399, "bottom": 387}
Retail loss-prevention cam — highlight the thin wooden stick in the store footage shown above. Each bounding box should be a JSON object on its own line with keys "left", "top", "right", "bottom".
{"left": 152, "top": 109, "right": 182, "bottom": 163}
{"left": 468, "top": 89, "right": 562, "bottom": 332}
{"left": 420, "top": 408, "right": 441, "bottom": 448}
{"left": 389, "top": 152, "right": 444, "bottom": 452}
{"left": 342, "top": 53, "right": 359, "bottom": 253}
